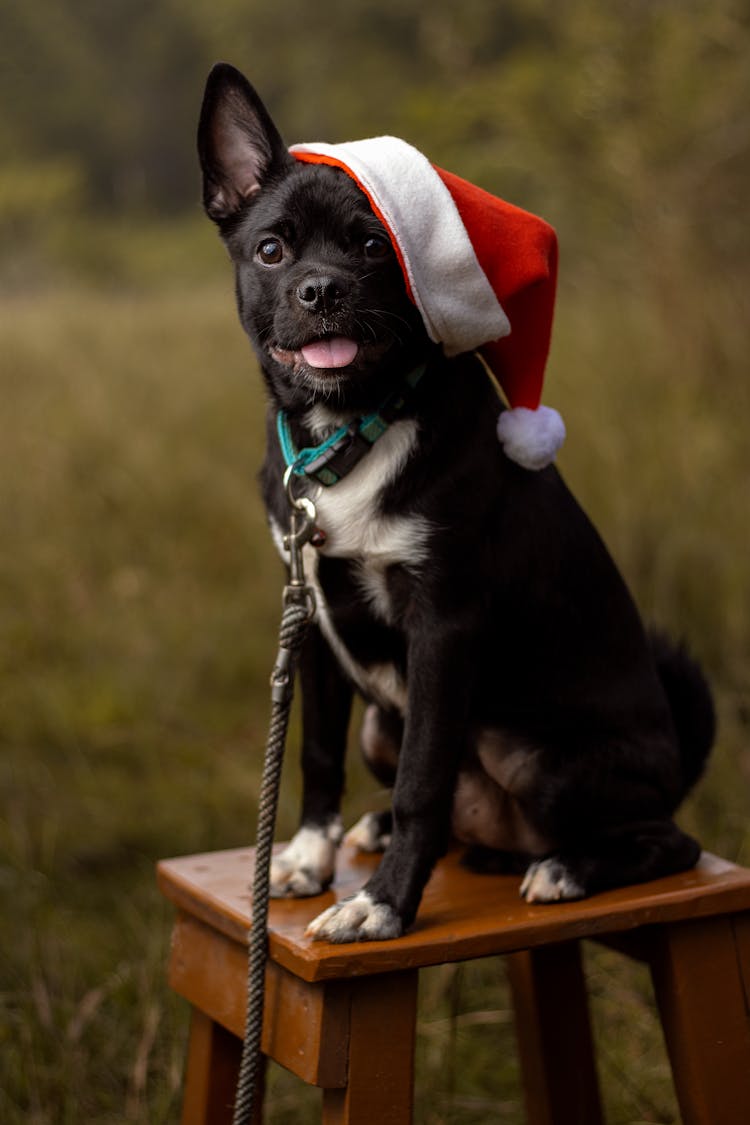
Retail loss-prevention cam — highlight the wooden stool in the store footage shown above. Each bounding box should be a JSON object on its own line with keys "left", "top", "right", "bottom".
{"left": 158, "top": 844, "right": 750, "bottom": 1124}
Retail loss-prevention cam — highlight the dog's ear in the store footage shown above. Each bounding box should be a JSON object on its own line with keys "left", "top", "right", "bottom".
{"left": 198, "top": 63, "right": 292, "bottom": 222}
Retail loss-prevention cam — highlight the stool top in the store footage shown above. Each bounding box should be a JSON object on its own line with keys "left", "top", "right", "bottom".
{"left": 157, "top": 844, "right": 750, "bottom": 983}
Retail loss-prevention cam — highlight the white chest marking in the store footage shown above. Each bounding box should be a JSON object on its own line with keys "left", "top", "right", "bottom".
{"left": 269, "top": 417, "right": 428, "bottom": 712}
{"left": 312, "top": 418, "right": 429, "bottom": 565}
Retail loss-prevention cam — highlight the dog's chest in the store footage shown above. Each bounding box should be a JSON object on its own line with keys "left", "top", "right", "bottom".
{"left": 270, "top": 418, "right": 429, "bottom": 709}
{"left": 292, "top": 415, "right": 430, "bottom": 594}
{"left": 314, "top": 421, "right": 428, "bottom": 608}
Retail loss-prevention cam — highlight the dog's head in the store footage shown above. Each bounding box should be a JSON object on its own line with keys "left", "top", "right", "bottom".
{"left": 198, "top": 64, "right": 431, "bottom": 412}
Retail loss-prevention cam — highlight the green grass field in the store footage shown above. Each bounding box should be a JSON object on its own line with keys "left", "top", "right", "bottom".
{"left": 1, "top": 276, "right": 748, "bottom": 1123}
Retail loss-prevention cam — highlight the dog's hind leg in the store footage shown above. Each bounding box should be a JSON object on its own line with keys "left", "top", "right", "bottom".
{"left": 345, "top": 809, "right": 393, "bottom": 852}
{"left": 270, "top": 625, "right": 353, "bottom": 897}
{"left": 342, "top": 706, "right": 399, "bottom": 853}
{"left": 359, "top": 703, "right": 402, "bottom": 786}
{"left": 520, "top": 819, "right": 701, "bottom": 904}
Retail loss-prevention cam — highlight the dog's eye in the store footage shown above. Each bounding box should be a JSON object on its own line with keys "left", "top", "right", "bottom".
{"left": 364, "top": 236, "right": 391, "bottom": 260}
{"left": 257, "top": 238, "right": 284, "bottom": 265}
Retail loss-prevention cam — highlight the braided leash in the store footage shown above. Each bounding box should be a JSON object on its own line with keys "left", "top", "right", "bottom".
{"left": 232, "top": 478, "right": 317, "bottom": 1125}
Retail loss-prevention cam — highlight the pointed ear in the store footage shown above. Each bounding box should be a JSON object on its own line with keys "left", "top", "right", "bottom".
{"left": 197, "top": 63, "right": 292, "bottom": 222}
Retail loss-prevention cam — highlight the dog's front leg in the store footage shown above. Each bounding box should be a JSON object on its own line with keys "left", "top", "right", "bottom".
{"left": 307, "top": 624, "right": 469, "bottom": 941}
{"left": 269, "top": 623, "right": 353, "bottom": 897}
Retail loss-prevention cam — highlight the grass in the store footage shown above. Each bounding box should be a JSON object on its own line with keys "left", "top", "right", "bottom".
{"left": 1, "top": 273, "right": 748, "bottom": 1123}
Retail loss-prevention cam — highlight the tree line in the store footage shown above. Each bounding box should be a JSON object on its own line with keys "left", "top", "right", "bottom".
{"left": 1, "top": 0, "right": 748, "bottom": 277}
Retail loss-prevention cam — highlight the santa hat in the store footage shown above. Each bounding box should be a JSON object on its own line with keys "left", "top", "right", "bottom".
{"left": 291, "top": 137, "right": 564, "bottom": 470}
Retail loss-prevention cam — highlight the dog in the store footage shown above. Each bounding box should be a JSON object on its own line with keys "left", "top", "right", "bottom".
{"left": 197, "top": 62, "right": 715, "bottom": 943}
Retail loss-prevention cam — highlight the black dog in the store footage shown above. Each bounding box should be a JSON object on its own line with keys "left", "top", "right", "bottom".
{"left": 198, "top": 63, "right": 714, "bottom": 942}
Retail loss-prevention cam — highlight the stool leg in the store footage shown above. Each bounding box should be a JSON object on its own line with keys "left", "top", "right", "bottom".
{"left": 649, "top": 913, "right": 750, "bottom": 1125}
{"left": 507, "top": 943, "right": 604, "bottom": 1125}
{"left": 181, "top": 1008, "right": 265, "bottom": 1125}
{"left": 322, "top": 969, "right": 418, "bottom": 1125}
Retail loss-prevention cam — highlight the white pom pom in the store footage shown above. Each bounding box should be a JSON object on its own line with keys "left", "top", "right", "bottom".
{"left": 496, "top": 405, "right": 566, "bottom": 470}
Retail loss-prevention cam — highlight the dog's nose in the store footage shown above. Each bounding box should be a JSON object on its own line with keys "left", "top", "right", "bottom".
{"left": 295, "top": 275, "right": 344, "bottom": 313}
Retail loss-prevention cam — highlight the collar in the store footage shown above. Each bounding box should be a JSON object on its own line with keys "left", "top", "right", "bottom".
{"left": 276, "top": 362, "right": 427, "bottom": 487}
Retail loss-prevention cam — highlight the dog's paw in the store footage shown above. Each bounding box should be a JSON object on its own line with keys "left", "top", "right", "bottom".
{"left": 343, "top": 811, "right": 392, "bottom": 853}
{"left": 305, "top": 890, "right": 403, "bottom": 943}
{"left": 269, "top": 821, "right": 342, "bottom": 898}
{"left": 520, "top": 857, "right": 585, "bottom": 904}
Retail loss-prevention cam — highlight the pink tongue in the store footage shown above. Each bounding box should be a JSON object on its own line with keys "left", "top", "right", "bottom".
{"left": 301, "top": 337, "right": 359, "bottom": 369}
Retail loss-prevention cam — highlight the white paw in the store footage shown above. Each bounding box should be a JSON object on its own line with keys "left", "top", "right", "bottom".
{"left": 305, "top": 890, "right": 403, "bottom": 943}
{"left": 343, "top": 811, "right": 391, "bottom": 853}
{"left": 269, "top": 821, "right": 342, "bottom": 898}
{"left": 520, "top": 858, "right": 585, "bottom": 904}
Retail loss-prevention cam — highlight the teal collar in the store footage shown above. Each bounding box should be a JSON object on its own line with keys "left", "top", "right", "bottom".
{"left": 276, "top": 362, "right": 427, "bottom": 487}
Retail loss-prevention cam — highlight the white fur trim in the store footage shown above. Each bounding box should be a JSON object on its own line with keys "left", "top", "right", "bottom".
{"left": 496, "top": 405, "right": 565, "bottom": 470}
{"left": 291, "top": 138, "right": 510, "bottom": 354}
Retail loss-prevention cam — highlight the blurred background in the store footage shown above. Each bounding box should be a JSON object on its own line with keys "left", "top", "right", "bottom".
{"left": 1, "top": 2, "right": 748, "bottom": 1122}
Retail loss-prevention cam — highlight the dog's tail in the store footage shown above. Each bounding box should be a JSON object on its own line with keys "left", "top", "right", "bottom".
{"left": 651, "top": 630, "right": 716, "bottom": 795}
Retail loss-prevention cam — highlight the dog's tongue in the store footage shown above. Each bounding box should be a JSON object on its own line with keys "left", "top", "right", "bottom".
{"left": 301, "top": 337, "right": 358, "bottom": 369}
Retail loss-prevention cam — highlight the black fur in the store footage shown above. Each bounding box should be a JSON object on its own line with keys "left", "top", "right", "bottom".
{"left": 198, "top": 63, "right": 715, "bottom": 937}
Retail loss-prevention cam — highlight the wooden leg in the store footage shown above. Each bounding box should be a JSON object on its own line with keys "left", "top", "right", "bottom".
{"left": 507, "top": 943, "right": 604, "bottom": 1125}
{"left": 649, "top": 913, "right": 750, "bottom": 1125}
{"left": 181, "top": 1008, "right": 264, "bottom": 1125}
{"left": 322, "top": 969, "right": 418, "bottom": 1125}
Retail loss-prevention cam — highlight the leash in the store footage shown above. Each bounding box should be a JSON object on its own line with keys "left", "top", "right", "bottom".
{"left": 232, "top": 469, "right": 318, "bottom": 1125}
{"left": 233, "top": 364, "right": 427, "bottom": 1119}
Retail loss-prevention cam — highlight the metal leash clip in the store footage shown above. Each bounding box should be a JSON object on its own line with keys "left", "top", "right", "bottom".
{"left": 282, "top": 465, "right": 319, "bottom": 601}
{"left": 268, "top": 474, "right": 318, "bottom": 704}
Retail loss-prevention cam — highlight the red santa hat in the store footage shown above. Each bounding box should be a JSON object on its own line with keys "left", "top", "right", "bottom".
{"left": 291, "top": 136, "right": 564, "bottom": 470}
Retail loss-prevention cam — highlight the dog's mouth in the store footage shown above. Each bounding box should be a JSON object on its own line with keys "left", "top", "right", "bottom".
{"left": 271, "top": 336, "right": 360, "bottom": 372}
